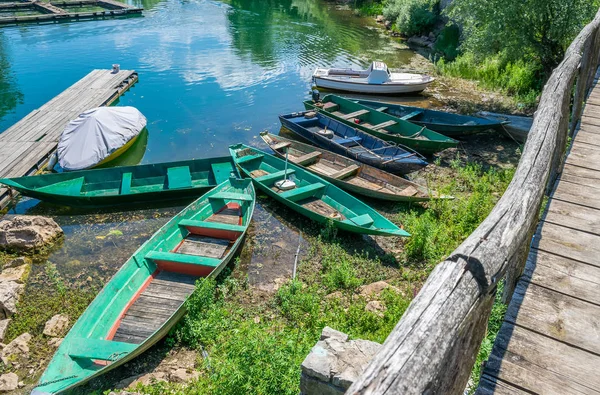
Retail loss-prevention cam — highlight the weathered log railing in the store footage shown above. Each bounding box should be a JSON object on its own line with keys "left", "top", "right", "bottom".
{"left": 347, "top": 8, "right": 600, "bottom": 394}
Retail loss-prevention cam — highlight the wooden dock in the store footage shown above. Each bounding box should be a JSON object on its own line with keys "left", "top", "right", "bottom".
{"left": 477, "top": 74, "right": 600, "bottom": 394}
{"left": 0, "top": 69, "right": 138, "bottom": 209}
{"left": 0, "top": 0, "right": 142, "bottom": 25}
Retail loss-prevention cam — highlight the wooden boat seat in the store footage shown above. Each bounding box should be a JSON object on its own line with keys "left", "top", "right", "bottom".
{"left": 178, "top": 219, "right": 245, "bottom": 240}
{"left": 330, "top": 164, "right": 360, "bottom": 180}
{"left": 279, "top": 182, "right": 325, "bottom": 201}
{"left": 120, "top": 172, "right": 132, "bottom": 195}
{"left": 400, "top": 110, "right": 423, "bottom": 120}
{"left": 342, "top": 214, "right": 374, "bottom": 227}
{"left": 371, "top": 120, "right": 397, "bottom": 130}
{"left": 375, "top": 107, "right": 388, "bottom": 112}
{"left": 145, "top": 251, "right": 220, "bottom": 275}
{"left": 38, "top": 176, "right": 85, "bottom": 195}
{"left": 333, "top": 136, "right": 362, "bottom": 146}
{"left": 293, "top": 151, "right": 322, "bottom": 165}
{"left": 68, "top": 338, "right": 137, "bottom": 361}
{"left": 208, "top": 192, "right": 253, "bottom": 201}
{"left": 237, "top": 154, "right": 264, "bottom": 164}
{"left": 323, "top": 102, "right": 339, "bottom": 111}
{"left": 211, "top": 162, "right": 235, "bottom": 184}
{"left": 341, "top": 109, "right": 369, "bottom": 119}
{"left": 167, "top": 166, "right": 192, "bottom": 189}
{"left": 271, "top": 142, "right": 292, "bottom": 151}
{"left": 254, "top": 169, "right": 296, "bottom": 184}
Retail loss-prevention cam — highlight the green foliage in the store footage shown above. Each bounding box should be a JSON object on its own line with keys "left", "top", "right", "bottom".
{"left": 433, "top": 24, "right": 460, "bottom": 60}
{"left": 468, "top": 282, "right": 508, "bottom": 393}
{"left": 320, "top": 244, "right": 362, "bottom": 291}
{"left": 384, "top": 0, "right": 439, "bottom": 36}
{"left": 448, "top": 0, "right": 599, "bottom": 74}
{"left": 354, "top": 0, "right": 384, "bottom": 17}
{"left": 400, "top": 161, "right": 515, "bottom": 267}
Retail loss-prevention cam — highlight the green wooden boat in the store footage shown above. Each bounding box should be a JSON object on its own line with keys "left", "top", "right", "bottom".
{"left": 32, "top": 177, "right": 255, "bottom": 395}
{"left": 259, "top": 131, "right": 437, "bottom": 202}
{"left": 0, "top": 157, "right": 237, "bottom": 208}
{"left": 303, "top": 94, "right": 458, "bottom": 155}
{"left": 229, "top": 143, "right": 409, "bottom": 237}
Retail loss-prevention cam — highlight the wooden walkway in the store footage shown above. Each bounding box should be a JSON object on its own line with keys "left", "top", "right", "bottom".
{"left": 0, "top": 69, "right": 138, "bottom": 209}
{"left": 477, "top": 75, "right": 600, "bottom": 394}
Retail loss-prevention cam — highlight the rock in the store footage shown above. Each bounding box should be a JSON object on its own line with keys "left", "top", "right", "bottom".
{"left": 43, "top": 314, "right": 69, "bottom": 337}
{"left": 301, "top": 327, "right": 381, "bottom": 394}
{"left": 47, "top": 337, "right": 63, "bottom": 348}
{"left": 253, "top": 316, "right": 260, "bottom": 324}
{"left": 3, "top": 257, "right": 30, "bottom": 270}
{"left": 126, "top": 372, "right": 167, "bottom": 388}
{"left": 429, "top": 32, "right": 436, "bottom": 40}
{"left": 325, "top": 291, "right": 342, "bottom": 300}
{"left": 358, "top": 281, "right": 400, "bottom": 299}
{"left": 384, "top": 20, "right": 392, "bottom": 29}
{"left": 375, "top": 15, "right": 384, "bottom": 23}
{"left": 0, "top": 216, "right": 63, "bottom": 252}
{"left": 1, "top": 333, "right": 31, "bottom": 364}
{"left": 0, "top": 281, "right": 24, "bottom": 318}
{"left": 407, "top": 36, "right": 432, "bottom": 48}
{"left": 168, "top": 368, "right": 200, "bottom": 383}
{"left": 0, "top": 264, "right": 30, "bottom": 284}
{"left": 0, "top": 320, "right": 10, "bottom": 343}
{"left": 17, "top": 381, "right": 23, "bottom": 388}
{"left": 365, "top": 300, "right": 386, "bottom": 317}
{"left": 0, "top": 372, "right": 18, "bottom": 392}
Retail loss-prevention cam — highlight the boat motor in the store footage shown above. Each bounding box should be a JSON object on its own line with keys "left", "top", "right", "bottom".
{"left": 311, "top": 89, "right": 320, "bottom": 103}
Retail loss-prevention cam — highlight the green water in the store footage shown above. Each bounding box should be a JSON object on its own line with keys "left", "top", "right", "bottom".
{"left": 1, "top": 0, "right": 418, "bottom": 281}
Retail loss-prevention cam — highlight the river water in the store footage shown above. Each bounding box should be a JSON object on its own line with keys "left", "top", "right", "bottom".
{"left": 0, "top": 0, "right": 423, "bottom": 287}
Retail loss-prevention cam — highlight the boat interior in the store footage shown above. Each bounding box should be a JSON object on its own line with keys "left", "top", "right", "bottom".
{"left": 4, "top": 158, "right": 236, "bottom": 197}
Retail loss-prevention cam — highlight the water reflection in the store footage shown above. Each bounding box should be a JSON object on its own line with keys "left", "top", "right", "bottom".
{"left": 0, "top": 34, "right": 23, "bottom": 121}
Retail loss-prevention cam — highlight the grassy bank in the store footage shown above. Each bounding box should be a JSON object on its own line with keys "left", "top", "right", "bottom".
{"left": 126, "top": 157, "right": 515, "bottom": 395}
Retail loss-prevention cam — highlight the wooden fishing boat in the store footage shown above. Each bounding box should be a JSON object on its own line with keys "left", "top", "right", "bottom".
{"left": 476, "top": 111, "right": 533, "bottom": 143}
{"left": 229, "top": 143, "right": 410, "bottom": 237}
{"left": 304, "top": 95, "right": 457, "bottom": 155}
{"left": 259, "top": 132, "right": 436, "bottom": 202}
{"left": 32, "top": 177, "right": 255, "bottom": 395}
{"left": 312, "top": 61, "right": 434, "bottom": 95}
{"left": 354, "top": 98, "right": 507, "bottom": 137}
{"left": 0, "top": 157, "right": 237, "bottom": 208}
{"left": 279, "top": 111, "right": 428, "bottom": 175}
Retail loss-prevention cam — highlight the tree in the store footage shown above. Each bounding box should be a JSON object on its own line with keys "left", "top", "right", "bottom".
{"left": 447, "top": 0, "right": 599, "bottom": 74}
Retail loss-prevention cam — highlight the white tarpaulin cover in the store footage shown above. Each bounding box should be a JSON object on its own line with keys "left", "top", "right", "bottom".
{"left": 58, "top": 106, "right": 147, "bottom": 171}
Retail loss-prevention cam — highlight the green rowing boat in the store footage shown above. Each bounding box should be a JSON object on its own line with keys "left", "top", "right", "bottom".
{"left": 229, "top": 143, "right": 409, "bottom": 237}
{"left": 32, "top": 177, "right": 255, "bottom": 395}
{"left": 304, "top": 94, "right": 458, "bottom": 155}
{"left": 259, "top": 132, "right": 437, "bottom": 202}
{"left": 0, "top": 157, "right": 237, "bottom": 207}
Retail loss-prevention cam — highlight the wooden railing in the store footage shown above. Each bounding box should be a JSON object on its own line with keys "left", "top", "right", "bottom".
{"left": 347, "top": 8, "right": 600, "bottom": 394}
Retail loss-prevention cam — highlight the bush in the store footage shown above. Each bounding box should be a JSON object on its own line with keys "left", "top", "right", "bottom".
{"left": 433, "top": 24, "right": 460, "bottom": 60}
{"left": 384, "top": 0, "right": 439, "bottom": 36}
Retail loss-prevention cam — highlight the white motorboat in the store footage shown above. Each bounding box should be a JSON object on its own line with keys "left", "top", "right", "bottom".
{"left": 312, "top": 61, "right": 434, "bottom": 95}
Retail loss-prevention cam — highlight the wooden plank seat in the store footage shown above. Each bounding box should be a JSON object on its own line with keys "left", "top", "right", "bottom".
{"left": 371, "top": 120, "right": 397, "bottom": 130}
{"left": 38, "top": 176, "right": 85, "bottom": 195}
{"left": 178, "top": 219, "right": 245, "bottom": 240}
{"left": 167, "top": 166, "right": 192, "bottom": 189}
{"left": 323, "top": 102, "right": 339, "bottom": 111}
{"left": 237, "top": 154, "right": 263, "bottom": 164}
{"left": 333, "top": 136, "right": 362, "bottom": 146}
{"left": 120, "top": 172, "right": 132, "bottom": 194}
{"left": 271, "top": 142, "right": 292, "bottom": 151}
{"left": 400, "top": 110, "right": 423, "bottom": 120}
{"left": 330, "top": 164, "right": 360, "bottom": 180}
{"left": 208, "top": 192, "right": 253, "bottom": 201}
{"left": 255, "top": 169, "right": 296, "bottom": 183}
{"left": 293, "top": 151, "right": 322, "bottom": 165}
{"left": 375, "top": 106, "right": 388, "bottom": 112}
{"left": 341, "top": 109, "right": 369, "bottom": 119}
{"left": 279, "top": 182, "right": 325, "bottom": 201}
{"left": 69, "top": 338, "right": 137, "bottom": 361}
{"left": 343, "top": 214, "right": 374, "bottom": 227}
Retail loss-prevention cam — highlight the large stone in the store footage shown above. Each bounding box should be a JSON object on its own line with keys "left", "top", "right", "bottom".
{"left": 47, "top": 337, "right": 63, "bottom": 348}
{"left": 1, "top": 333, "right": 31, "bottom": 364}
{"left": 0, "top": 216, "right": 63, "bottom": 252}
{"left": 0, "top": 281, "right": 24, "bottom": 319}
{"left": 2, "top": 257, "right": 30, "bottom": 270}
{"left": 300, "top": 327, "right": 381, "bottom": 394}
{"left": 359, "top": 281, "right": 401, "bottom": 299}
{"left": 365, "top": 300, "right": 386, "bottom": 317}
{"left": 43, "top": 314, "right": 69, "bottom": 337}
{"left": 0, "top": 372, "right": 18, "bottom": 392}
{"left": 0, "top": 320, "right": 10, "bottom": 343}
{"left": 0, "top": 264, "right": 30, "bottom": 284}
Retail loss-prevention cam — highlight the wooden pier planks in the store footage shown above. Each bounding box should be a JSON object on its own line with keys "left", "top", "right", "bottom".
{"left": 478, "top": 77, "right": 600, "bottom": 395}
{"left": 0, "top": 69, "right": 138, "bottom": 209}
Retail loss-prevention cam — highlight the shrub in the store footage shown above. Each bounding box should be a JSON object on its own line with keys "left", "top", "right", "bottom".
{"left": 384, "top": 0, "right": 439, "bottom": 36}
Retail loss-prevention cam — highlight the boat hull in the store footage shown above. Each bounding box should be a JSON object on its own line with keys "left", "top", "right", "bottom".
{"left": 279, "top": 112, "right": 427, "bottom": 175}
{"left": 0, "top": 156, "right": 237, "bottom": 208}
{"left": 313, "top": 76, "right": 432, "bottom": 94}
